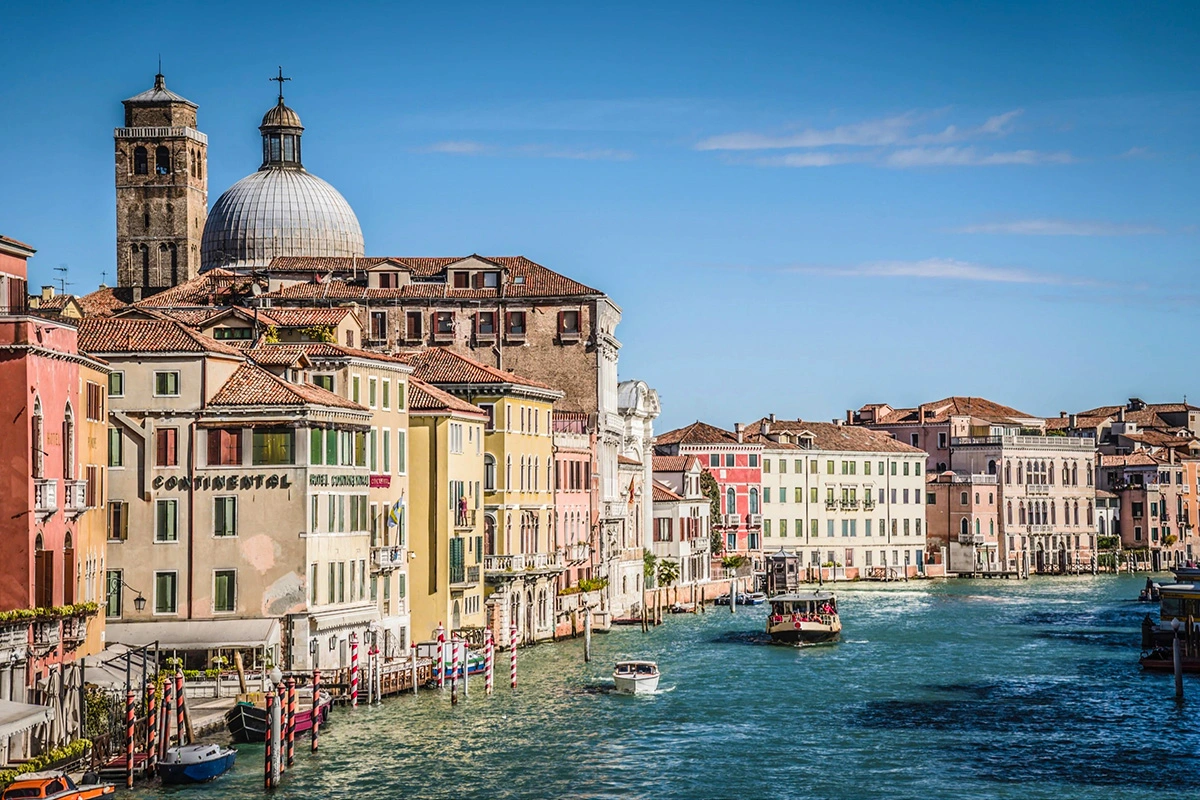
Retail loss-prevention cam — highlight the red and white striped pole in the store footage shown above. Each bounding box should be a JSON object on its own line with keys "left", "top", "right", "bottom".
{"left": 276, "top": 683, "right": 287, "bottom": 776}
{"left": 349, "top": 633, "right": 360, "bottom": 708}
{"left": 311, "top": 670, "right": 321, "bottom": 754}
{"left": 124, "top": 688, "right": 135, "bottom": 789}
{"left": 435, "top": 623, "right": 445, "bottom": 688}
{"left": 286, "top": 677, "right": 296, "bottom": 768}
{"left": 145, "top": 679, "right": 157, "bottom": 776}
{"left": 450, "top": 634, "right": 460, "bottom": 704}
{"left": 484, "top": 628, "right": 494, "bottom": 695}
{"left": 162, "top": 673, "right": 173, "bottom": 755}
{"left": 509, "top": 625, "right": 518, "bottom": 690}
{"left": 264, "top": 690, "right": 275, "bottom": 790}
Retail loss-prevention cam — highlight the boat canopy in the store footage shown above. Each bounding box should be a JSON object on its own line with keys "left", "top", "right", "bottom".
{"left": 770, "top": 592, "right": 836, "bottom": 602}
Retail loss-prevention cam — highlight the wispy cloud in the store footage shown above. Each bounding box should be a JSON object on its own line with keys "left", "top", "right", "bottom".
{"left": 1121, "top": 146, "right": 1154, "bottom": 159}
{"left": 786, "top": 258, "right": 1094, "bottom": 286}
{"left": 953, "top": 219, "right": 1165, "bottom": 236}
{"left": 884, "top": 146, "right": 1073, "bottom": 167}
{"left": 420, "top": 140, "right": 633, "bottom": 161}
{"left": 696, "top": 108, "right": 1073, "bottom": 168}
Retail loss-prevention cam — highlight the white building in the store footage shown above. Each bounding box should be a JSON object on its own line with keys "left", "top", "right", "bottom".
{"left": 651, "top": 456, "right": 711, "bottom": 588}
{"left": 745, "top": 416, "right": 929, "bottom": 579}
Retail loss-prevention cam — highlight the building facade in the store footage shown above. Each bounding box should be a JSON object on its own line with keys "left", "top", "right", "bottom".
{"left": 925, "top": 471, "right": 1001, "bottom": 574}
{"left": 650, "top": 456, "right": 711, "bottom": 588}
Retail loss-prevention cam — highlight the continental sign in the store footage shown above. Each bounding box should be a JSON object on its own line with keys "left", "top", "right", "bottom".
{"left": 153, "top": 474, "right": 294, "bottom": 491}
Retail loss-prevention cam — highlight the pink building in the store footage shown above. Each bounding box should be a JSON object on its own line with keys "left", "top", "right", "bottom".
{"left": 554, "top": 411, "right": 597, "bottom": 590}
{"left": 654, "top": 421, "right": 763, "bottom": 573}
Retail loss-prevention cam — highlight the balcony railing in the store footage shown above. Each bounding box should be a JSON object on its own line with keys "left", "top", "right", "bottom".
{"left": 747, "top": 514, "right": 763, "bottom": 528}
{"left": 721, "top": 513, "right": 741, "bottom": 527}
{"left": 454, "top": 509, "right": 477, "bottom": 530}
{"left": 1026, "top": 484, "right": 1050, "bottom": 496}
{"left": 565, "top": 543, "right": 590, "bottom": 564}
{"left": 34, "top": 479, "right": 57, "bottom": 517}
{"left": 839, "top": 499, "right": 859, "bottom": 510}
{"left": 372, "top": 546, "right": 407, "bottom": 572}
{"left": 1026, "top": 524, "right": 1053, "bottom": 533}
{"left": 863, "top": 499, "right": 876, "bottom": 510}
{"left": 951, "top": 434, "right": 1095, "bottom": 451}
{"left": 824, "top": 500, "right": 837, "bottom": 511}
{"left": 33, "top": 620, "right": 59, "bottom": 648}
{"left": 64, "top": 480, "right": 88, "bottom": 515}
{"left": 484, "top": 553, "right": 565, "bottom": 575}
{"left": 949, "top": 473, "right": 999, "bottom": 485}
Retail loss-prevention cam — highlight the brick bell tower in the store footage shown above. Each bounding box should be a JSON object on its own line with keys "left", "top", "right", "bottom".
{"left": 114, "top": 72, "right": 207, "bottom": 295}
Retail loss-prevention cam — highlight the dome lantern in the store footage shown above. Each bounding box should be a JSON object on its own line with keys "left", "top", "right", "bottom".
{"left": 261, "top": 67, "right": 304, "bottom": 169}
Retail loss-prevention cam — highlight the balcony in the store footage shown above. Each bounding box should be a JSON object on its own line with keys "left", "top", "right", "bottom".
{"left": 863, "top": 499, "right": 876, "bottom": 511}
{"left": 372, "top": 546, "right": 407, "bottom": 572}
{"left": 34, "top": 479, "right": 57, "bottom": 518}
{"left": 839, "top": 498, "right": 859, "bottom": 510}
{"left": 958, "top": 532, "right": 986, "bottom": 546}
{"left": 33, "top": 620, "right": 59, "bottom": 649}
{"left": 450, "top": 564, "right": 482, "bottom": 589}
{"left": 454, "top": 509, "right": 477, "bottom": 531}
{"left": 747, "top": 514, "right": 763, "bottom": 528}
{"left": 824, "top": 499, "right": 837, "bottom": 511}
{"left": 565, "top": 543, "right": 590, "bottom": 564}
{"left": 64, "top": 480, "right": 88, "bottom": 516}
{"left": 721, "top": 513, "right": 741, "bottom": 527}
{"left": 1026, "top": 524, "right": 1053, "bottom": 534}
{"left": 1026, "top": 484, "right": 1050, "bottom": 496}
{"left": 484, "top": 553, "right": 565, "bottom": 577}
{"left": 62, "top": 616, "right": 87, "bottom": 647}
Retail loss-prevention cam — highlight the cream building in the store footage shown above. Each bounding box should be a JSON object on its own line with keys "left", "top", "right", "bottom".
{"left": 650, "top": 455, "right": 711, "bottom": 589}
{"left": 745, "top": 417, "right": 929, "bottom": 579}
{"left": 612, "top": 380, "right": 659, "bottom": 615}
{"left": 80, "top": 317, "right": 377, "bottom": 671}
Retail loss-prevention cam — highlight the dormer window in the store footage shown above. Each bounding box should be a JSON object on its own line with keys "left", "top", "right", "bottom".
{"left": 378, "top": 272, "right": 400, "bottom": 289}
{"left": 512, "top": 275, "right": 525, "bottom": 285}
{"left": 452, "top": 272, "right": 470, "bottom": 289}
{"left": 482, "top": 272, "right": 500, "bottom": 288}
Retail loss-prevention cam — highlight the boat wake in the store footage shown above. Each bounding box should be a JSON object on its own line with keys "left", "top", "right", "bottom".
{"left": 710, "top": 631, "right": 774, "bottom": 646}
{"left": 578, "top": 683, "right": 677, "bottom": 696}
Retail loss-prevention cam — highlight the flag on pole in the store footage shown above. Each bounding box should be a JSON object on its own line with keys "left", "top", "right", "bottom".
{"left": 387, "top": 492, "right": 405, "bottom": 528}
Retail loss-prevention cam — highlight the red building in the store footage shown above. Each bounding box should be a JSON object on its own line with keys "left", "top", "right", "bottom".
{"left": 654, "top": 421, "right": 764, "bottom": 572}
{"left": 0, "top": 235, "right": 109, "bottom": 755}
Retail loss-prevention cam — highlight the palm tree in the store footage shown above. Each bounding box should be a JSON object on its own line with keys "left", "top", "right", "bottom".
{"left": 656, "top": 559, "right": 681, "bottom": 604}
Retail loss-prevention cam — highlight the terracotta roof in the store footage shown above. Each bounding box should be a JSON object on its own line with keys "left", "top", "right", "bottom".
{"left": 655, "top": 421, "right": 741, "bottom": 446}
{"left": 652, "top": 480, "right": 683, "bottom": 503}
{"left": 1099, "top": 452, "right": 1164, "bottom": 467}
{"left": 617, "top": 454, "right": 642, "bottom": 466}
{"left": 248, "top": 342, "right": 413, "bottom": 369}
{"left": 260, "top": 255, "right": 602, "bottom": 300}
{"left": 397, "top": 347, "right": 554, "bottom": 391}
{"left": 1121, "top": 430, "right": 1200, "bottom": 449}
{"left": 0, "top": 234, "right": 35, "bottom": 253}
{"left": 866, "top": 397, "right": 1039, "bottom": 426}
{"left": 209, "top": 363, "right": 364, "bottom": 409}
{"left": 78, "top": 286, "right": 134, "bottom": 317}
{"left": 78, "top": 318, "right": 243, "bottom": 356}
{"left": 133, "top": 269, "right": 264, "bottom": 308}
{"left": 743, "top": 418, "right": 926, "bottom": 454}
{"left": 1079, "top": 401, "right": 1200, "bottom": 417}
{"left": 255, "top": 307, "right": 358, "bottom": 328}
{"left": 34, "top": 294, "right": 75, "bottom": 311}
{"left": 407, "top": 378, "right": 489, "bottom": 418}
{"left": 652, "top": 455, "right": 701, "bottom": 472}
{"left": 144, "top": 305, "right": 228, "bottom": 326}
{"left": 1095, "top": 489, "right": 1118, "bottom": 499}
{"left": 244, "top": 346, "right": 312, "bottom": 368}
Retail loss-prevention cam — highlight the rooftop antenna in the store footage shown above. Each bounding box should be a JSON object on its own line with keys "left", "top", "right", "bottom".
{"left": 53, "top": 264, "right": 72, "bottom": 295}
{"left": 270, "top": 66, "right": 291, "bottom": 103}
{"left": 158, "top": 54, "right": 162, "bottom": 75}
{"left": 100, "top": 270, "right": 108, "bottom": 288}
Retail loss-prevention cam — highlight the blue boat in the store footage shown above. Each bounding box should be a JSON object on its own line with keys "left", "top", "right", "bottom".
{"left": 157, "top": 744, "right": 237, "bottom": 784}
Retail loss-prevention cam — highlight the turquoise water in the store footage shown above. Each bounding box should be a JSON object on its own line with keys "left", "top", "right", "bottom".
{"left": 135, "top": 575, "right": 1198, "bottom": 799}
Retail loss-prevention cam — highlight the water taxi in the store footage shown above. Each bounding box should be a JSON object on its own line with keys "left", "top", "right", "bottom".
{"left": 613, "top": 661, "right": 660, "bottom": 695}
{"left": 0, "top": 774, "right": 114, "bottom": 800}
{"left": 157, "top": 743, "right": 237, "bottom": 784}
{"left": 766, "top": 591, "right": 841, "bottom": 644}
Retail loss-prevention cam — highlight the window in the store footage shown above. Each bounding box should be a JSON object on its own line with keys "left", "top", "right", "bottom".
{"left": 749, "top": 488, "right": 759, "bottom": 514}
{"left": 214, "top": 497, "right": 236, "bottom": 537}
{"left": 351, "top": 376, "right": 361, "bottom": 404}
{"left": 208, "top": 428, "right": 242, "bottom": 465}
{"left": 938, "top": 432, "right": 947, "bottom": 449}
{"left": 910, "top": 433, "right": 919, "bottom": 446}
{"left": 108, "top": 428, "right": 123, "bottom": 467}
{"left": 85, "top": 382, "right": 104, "bottom": 421}
{"left": 156, "top": 499, "right": 178, "bottom": 542}
{"left": 107, "top": 501, "right": 129, "bottom": 540}
{"left": 827, "top": 460, "right": 835, "bottom": 475}
{"left": 726, "top": 454, "right": 735, "bottom": 467}
{"left": 313, "top": 375, "right": 335, "bottom": 392}
{"left": 507, "top": 311, "right": 527, "bottom": 337}
{"left": 434, "top": 311, "right": 454, "bottom": 335}
{"left": 763, "top": 459, "right": 771, "bottom": 474}
{"left": 213, "top": 570, "right": 236, "bottom": 613}
{"left": 106, "top": 570, "right": 122, "bottom": 617}
{"left": 559, "top": 310, "right": 580, "bottom": 337}
{"left": 368, "top": 377, "right": 377, "bottom": 408}
{"left": 252, "top": 428, "right": 294, "bottom": 465}
{"left": 405, "top": 311, "right": 423, "bottom": 340}
{"left": 453, "top": 271, "right": 471, "bottom": 289}
{"left": 764, "top": 487, "right": 771, "bottom": 504}
{"left": 155, "top": 428, "right": 178, "bottom": 467}
{"left": 154, "top": 571, "right": 177, "bottom": 614}
{"left": 726, "top": 487, "right": 736, "bottom": 514}
{"left": 354, "top": 431, "right": 367, "bottom": 467}
{"left": 108, "top": 371, "right": 125, "bottom": 397}
{"left": 764, "top": 519, "right": 771, "bottom": 537}
{"left": 749, "top": 454, "right": 759, "bottom": 468}
{"left": 482, "top": 271, "right": 500, "bottom": 288}
{"left": 710, "top": 454, "right": 719, "bottom": 467}
{"left": 370, "top": 311, "right": 387, "bottom": 341}
{"left": 154, "top": 371, "right": 180, "bottom": 396}
{"left": 484, "top": 454, "right": 496, "bottom": 490}
{"left": 381, "top": 379, "right": 390, "bottom": 410}
{"left": 477, "top": 311, "right": 496, "bottom": 336}
{"left": 396, "top": 381, "right": 406, "bottom": 410}
{"left": 779, "top": 459, "right": 787, "bottom": 474}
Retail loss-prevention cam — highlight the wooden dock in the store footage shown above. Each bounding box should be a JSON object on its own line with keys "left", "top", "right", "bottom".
{"left": 325, "top": 658, "right": 433, "bottom": 704}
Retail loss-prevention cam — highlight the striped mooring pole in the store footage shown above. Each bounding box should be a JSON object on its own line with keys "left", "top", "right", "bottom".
{"left": 124, "top": 688, "right": 135, "bottom": 789}
{"left": 286, "top": 678, "right": 297, "bottom": 768}
{"left": 436, "top": 623, "right": 445, "bottom": 688}
{"left": 264, "top": 689, "right": 275, "bottom": 789}
{"left": 276, "top": 683, "right": 287, "bottom": 776}
{"left": 484, "top": 628, "right": 494, "bottom": 695}
{"left": 161, "top": 673, "right": 173, "bottom": 756}
{"left": 311, "top": 670, "right": 321, "bottom": 753}
{"left": 450, "top": 635, "right": 460, "bottom": 703}
{"left": 509, "top": 625, "right": 518, "bottom": 690}
{"left": 145, "top": 679, "right": 157, "bottom": 776}
{"left": 175, "top": 671, "right": 185, "bottom": 744}
{"left": 350, "top": 634, "right": 360, "bottom": 708}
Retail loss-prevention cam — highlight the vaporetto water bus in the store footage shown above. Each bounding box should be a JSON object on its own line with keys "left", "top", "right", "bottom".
{"left": 766, "top": 591, "right": 841, "bottom": 644}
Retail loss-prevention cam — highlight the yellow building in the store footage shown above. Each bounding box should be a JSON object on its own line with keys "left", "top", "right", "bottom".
{"left": 77, "top": 360, "right": 110, "bottom": 656}
{"left": 401, "top": 348, "right": 564, "bottom": 645}
{"left": 406, "top": 378, "right": 487, "bottom": 642}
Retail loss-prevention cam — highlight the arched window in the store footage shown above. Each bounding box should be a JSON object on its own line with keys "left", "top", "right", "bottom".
{"left": 140, "top": 244, "right": 150, "bottom": 287}
{"left": 1062, "top": 464, "right": 1070, "bottom": 484}
{"left": 726, "top": 487, "right": 736, "bottom": 515}
{"left": 961, "top": 492, "right": 968, "bottom": 505}
{"left": 519, "top": 456, "right": 526, "bottom": 491}
{"left": 1073, "top": 501, "right": 1079, "bottom": 526}
{"left": 1086, "top": 464, "right": 1093, "bottom": 487}
{"left": 33, "top": 533, "right": 50, "bottom": 608}
{"left": 749, "top": 488, "right": 759, "bottom": 515}
{"left": 1051, "top": 503, "right": 1056, "bottom": 524}
{"left": 484, "top": 454, "right": 496, "bottom": 491}
{"left": 170, "top": 244, "right": 178, "bottom": 285}
{"left": 1019, "top": 503, "right": 1026, "bottom": 525}
{"left": 1049, "top": 461, "right": 1055, "bottom": 485}
{"left": 988, "top": 460, "right": 997, "bottom": 475}
{"left": 62, "top": 403, "right": 74, "bottom": 479}
{"left": 1071, "top": 464, "right": 1078, "bottom": 486}
{"left": 155, "top": 146, "right": 170, "bottom": 175}
{"left": 506, "top": 455, "right": 512, "bottom": 490}
{"left": 975, "top": 492, "right": 980, "bottom": 504}
{"left": 1005, "top": 461, "right": 1011, "bottom": 484}
{"left": 989, "top": 520, "right": 995, "bottom": 536}
{"left": 975, "top": 519, "right": 981, "bottom": 536}
{"left": 1016, "top": 462, "right": 1023, "bottom": 484}
{"left": 1086, "top": 502, "right": 1094, "bottom": 526}
{"left": 62, "top": 532, "right": 75, "bottom": 605}
{"left": 484, "top": 515, "right": 495, "bottom": 555}
{"left": 134, "top": 146, "right": 148, "bottom": 175}
{"left": 31, "top": 396, "right": 44, "bottom": 478}
{"left": 960, "top": 518, "right": 969, "bottom": 537}
{"left": 1098, "top": 516, "right": 1106, "bottom": 535}
{"left": 1006, "top": 501, "right": 1012, "bottom": 524}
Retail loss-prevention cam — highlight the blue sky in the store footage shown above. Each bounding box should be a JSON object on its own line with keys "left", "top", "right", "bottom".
{"left": 1, "top": 2, "right": 1197, "bottom": 429}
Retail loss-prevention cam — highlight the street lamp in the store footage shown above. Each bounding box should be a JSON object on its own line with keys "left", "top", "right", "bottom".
{"left": 115, "top": 577, "right": 147, "bottom": 612}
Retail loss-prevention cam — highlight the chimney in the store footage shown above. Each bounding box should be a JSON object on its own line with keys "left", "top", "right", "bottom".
{"left": 734, "top": 422, "right": 744, "bottom": 443}
{"left": 769, "top": 413, "right": 776, "bottom": 423}
{"left": 1069, "top": 414, "right": 1077, "bottom": 429}
{"left": 1059, "top": 411, "right": 1067, "bottom": 418}
{"left": 846, "top": 410, "right": 854, "bottom": 425}
{"left": 762, "top": 420, "right": 772, "bottom": 436}
{"left": 41, "top": 286, "right": 54, "bottom": 301}
{"left": 1118, "top": 407, "right": 1126, "bottom": 423}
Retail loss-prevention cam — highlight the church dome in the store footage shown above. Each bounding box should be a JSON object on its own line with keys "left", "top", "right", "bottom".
{"left": 200, "top": 170, "right": 364, "bottom": 269}
{"left": 200, "top": 89, "right": 363, "bottom": 270}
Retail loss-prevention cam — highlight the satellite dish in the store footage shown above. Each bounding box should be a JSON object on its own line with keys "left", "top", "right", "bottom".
{"left": 250, "top": 283, "right": 262, "bottom": 296}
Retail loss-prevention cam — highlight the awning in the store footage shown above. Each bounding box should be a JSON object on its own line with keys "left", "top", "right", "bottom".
{"left": 105, "top": 619, "right": 281, "bottom": 651}
{"left": 0, "top": 699, "right": 52, "bottom": 739}
{"left": 309, "top": 605, "right": 378, "bottom": 633}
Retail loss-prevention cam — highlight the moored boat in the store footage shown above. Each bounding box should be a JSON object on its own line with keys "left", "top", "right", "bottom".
{"left": 225, "top": 690, "right": 331, "bottom": 743}
{"left": 157, "top": 744, "right": 237, "bottom": 784}
{"left": 612, "top": 661, "right": 660, "bottom": 695}
{"left": 766, "top": 591, "right": 841, "bottom": 644}
{"left": 0, "top": 773, "right": 114, "bottom": 800}
{"left": 738, "top": 592, "right": 767, "bottom": 606}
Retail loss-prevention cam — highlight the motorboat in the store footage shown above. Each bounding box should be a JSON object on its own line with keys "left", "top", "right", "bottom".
{"left": 0, "top": 774, "right": 114, "bottom": 800}
{"left": 738, "top": 592, "right": 767, "bottom": 606}
{"left": 766, "top": 591, "right": 842, "bottom": 644}
{"left": 1171, "top": 565, "right": 1200, "bottom": 583}
{"left": 157, "top": 743, "right": 237, "bottom": 784}
{"left": 225, "top": 689, "right": 331, "bottom": 744}
{"left": 612, "top": 661, "right": 660, "bottom": 695}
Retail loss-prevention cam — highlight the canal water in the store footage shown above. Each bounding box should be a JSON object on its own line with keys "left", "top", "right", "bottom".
{"left": 134, "top": 574, "right": 1198, "bottom": 799}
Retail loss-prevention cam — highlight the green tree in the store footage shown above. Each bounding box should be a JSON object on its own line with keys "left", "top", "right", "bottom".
{"left": 700, "top": 469, "right": 723, "bottom": 555}
{"left": 643, "top": 550, "right": 658, "bottom": 588}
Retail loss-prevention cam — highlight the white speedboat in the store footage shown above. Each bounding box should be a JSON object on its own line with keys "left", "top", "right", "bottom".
{"left": 613, "top": 660, "right": 660, "bottom": 695}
